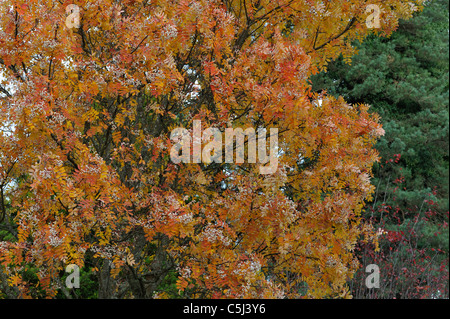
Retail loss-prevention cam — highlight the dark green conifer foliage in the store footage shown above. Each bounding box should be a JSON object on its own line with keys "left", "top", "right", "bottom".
{"left": 312, "top": 0, "right": 449, "bottom": 216}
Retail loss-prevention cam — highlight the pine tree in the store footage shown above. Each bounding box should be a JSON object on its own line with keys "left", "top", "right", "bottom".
{"left": 312, "top": 0, "right": 449, "bottom": 298}
{"left": 312, "top": 0, "right": 449, "bottom": 216}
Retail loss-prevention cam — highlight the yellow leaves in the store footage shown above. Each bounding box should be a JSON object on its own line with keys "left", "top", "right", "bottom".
{"left": 82, "top": 108, "right": 99, "bottom": 123}
{"left": 194, "top": 170, "right": 210, "bottom": 186}
{"left": 0, "top": 0, "right": 422, "bottom": 299}
{"left": 96, "top": 227, "right": 112, "bottom": 246}
{"left": 338, "top": 286, "right": 353, "bottom": 299}
{"left": 54, "top": 165, "right": 67, "bottom": 180}
{"left": 114, "top": 102, "right": 137, "bottom": 127}
{"left": 8, "top": 274, "right": 23, "bottom": 287}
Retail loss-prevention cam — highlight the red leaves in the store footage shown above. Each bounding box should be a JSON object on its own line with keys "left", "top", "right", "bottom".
{"left": 0, "top": 0, "right": 428, "bottom": 299}
{"left": 385, "top": 230, "right": 404, "bottom": 243}
{"left": 203, "top": 61, "right": 220, "bottom": 77}
{"left": 353, "top": 176, "right": 449, "bottom": 298}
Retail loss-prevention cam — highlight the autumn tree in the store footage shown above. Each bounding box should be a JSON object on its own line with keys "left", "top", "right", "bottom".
{"left": 0, "top": 0, "right": 422, "bottom": 298}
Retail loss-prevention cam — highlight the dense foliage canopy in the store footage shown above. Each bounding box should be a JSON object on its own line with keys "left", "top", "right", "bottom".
{"left": 0, "top": 0, "right": 425, "bottom": 298}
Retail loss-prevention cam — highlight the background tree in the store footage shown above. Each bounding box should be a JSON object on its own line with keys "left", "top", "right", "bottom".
{"left": 311, "top": 0, "right": 449, "bottom": 298}
{"left": 312, "top": 0, "right": 449, "bottom": 215}
{"left": 1, "top": 0, "right": 421, "bottom": 298}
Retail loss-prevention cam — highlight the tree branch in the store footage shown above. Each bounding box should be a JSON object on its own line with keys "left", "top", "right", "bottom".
{"left": 310, "top": 17, "right": 357, "bottom": 52}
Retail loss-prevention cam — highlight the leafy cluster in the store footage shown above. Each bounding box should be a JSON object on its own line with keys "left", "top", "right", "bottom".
{"left": 0, "top": 0, "right": 423, "bottom": 298}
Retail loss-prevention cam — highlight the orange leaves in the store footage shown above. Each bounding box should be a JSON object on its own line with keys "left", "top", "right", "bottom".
{"left": 203, "top": 61, "right": 221, "bottom": 77}
{"left": 0, "top": 0, "right": 421, "bottom": 299}
{"left": 176, "top": 276, "right": 189, "bottom": 291}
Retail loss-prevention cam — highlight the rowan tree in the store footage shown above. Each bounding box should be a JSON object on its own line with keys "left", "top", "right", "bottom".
{"left": 0, "top": 0, "right": 422, "bottom": 298}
